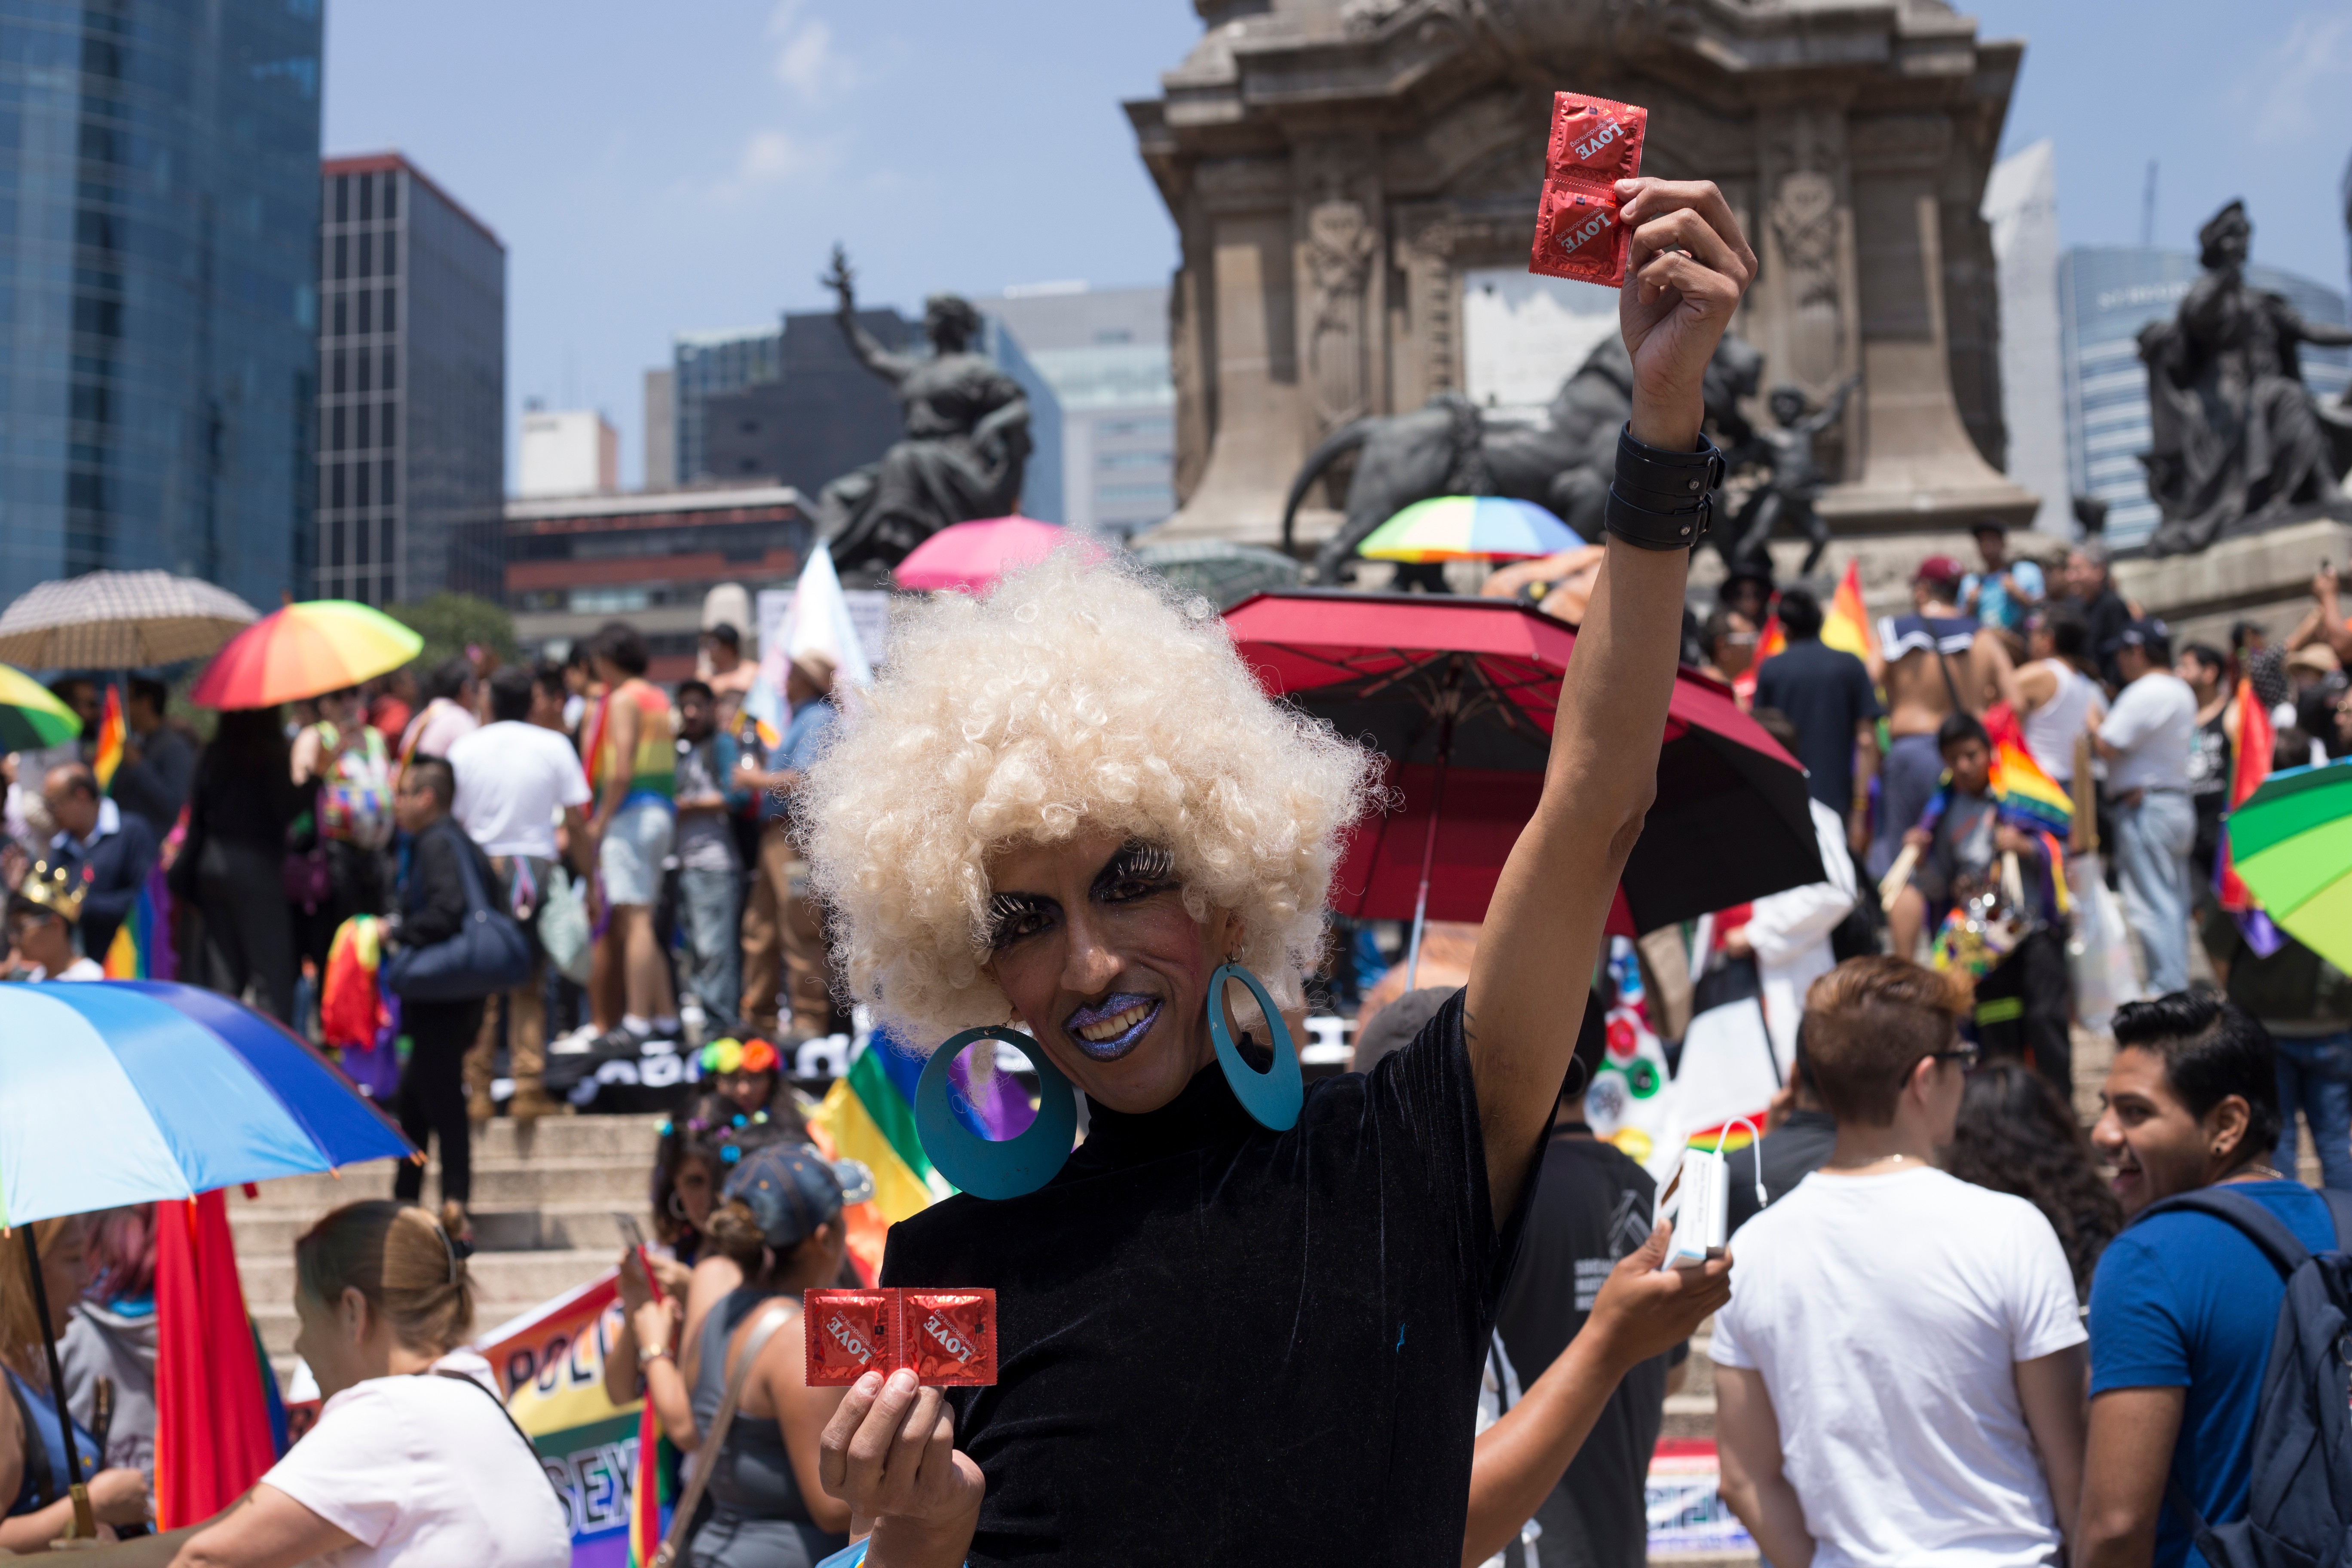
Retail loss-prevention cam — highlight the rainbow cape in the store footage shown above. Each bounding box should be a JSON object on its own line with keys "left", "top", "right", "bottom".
{"left": 1981, "top": 703, "right": 2072, "bottom": 838}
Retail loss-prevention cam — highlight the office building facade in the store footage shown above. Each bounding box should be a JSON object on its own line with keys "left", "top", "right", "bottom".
{"left": 698, "top": 309, "right": 916, "bottom": 494}
{"left": 2061, "top": 249, "right": 2350, "bottom": 547}
{"left": 0, "top": 0, "right": 323, "bottom": 610}
{"left": 505, "top": 485, "right": 809, "bottom": 680}
{"left": 518, "top": 407, "right": 616, "bottom": 499}
{"left": 671, "top": 326, "right": 780, "bottom": 489}
{"left": 987, "top": 285, "right": 1175, "bottom": 537}
{"left": 314, "top": 154, "right": 504, "bottom": 606}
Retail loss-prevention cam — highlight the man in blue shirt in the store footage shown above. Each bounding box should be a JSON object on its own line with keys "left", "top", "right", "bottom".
{"left": 736, "top": 650, "right": 839, "bottom": 1037}
{"left": 2080, "top": 992, "right": 2334, "bottom": 1568}
{"left": 1960, "top": 519, "right": 2045, "bottom": 636}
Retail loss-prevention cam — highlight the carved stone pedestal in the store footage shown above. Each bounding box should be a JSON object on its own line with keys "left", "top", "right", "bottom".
{"left": 1129, "top": 0, "right": 2036, "bottom": 551}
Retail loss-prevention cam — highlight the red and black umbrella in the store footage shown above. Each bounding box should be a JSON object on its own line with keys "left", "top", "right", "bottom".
{"left": 1225, "top": 591, "right": 1823, "bottom": 968}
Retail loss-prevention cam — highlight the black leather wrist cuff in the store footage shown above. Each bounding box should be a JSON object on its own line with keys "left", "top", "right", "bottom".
{"left": 1605, "top": 423, "right": 1723, "bottom": 551}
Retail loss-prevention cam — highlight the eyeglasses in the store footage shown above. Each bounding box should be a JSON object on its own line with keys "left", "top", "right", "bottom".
{"left": 1930, "top": 1046, "right": 1981, "bottom": 1072}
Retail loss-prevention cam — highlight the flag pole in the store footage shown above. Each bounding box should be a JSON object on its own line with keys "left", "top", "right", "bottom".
{"left": 20, "top": 1225, "right": 96, "bottom": 1538}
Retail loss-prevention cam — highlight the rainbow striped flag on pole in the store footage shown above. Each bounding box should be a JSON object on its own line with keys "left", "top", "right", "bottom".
{"left": 807, "top": 1027, "right": 952, "bottom": 1282}
{"left": 92, "top": 683, "right": 125, "bottom": 791}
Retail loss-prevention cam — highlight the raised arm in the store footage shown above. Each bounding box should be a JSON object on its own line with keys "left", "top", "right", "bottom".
{"left": 824, "top": 244, "right": 917, "bottom": 387}
{"left": 1801, "top": 372, "right": 1862, "bottom": 435}
{"left": 1465, "top": 178, "right": 1755, "bottom": 1207}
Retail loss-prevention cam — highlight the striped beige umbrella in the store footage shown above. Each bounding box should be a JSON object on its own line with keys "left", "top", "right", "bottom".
{"left": 0, "top": 570, "right": 260, "bottom": 668}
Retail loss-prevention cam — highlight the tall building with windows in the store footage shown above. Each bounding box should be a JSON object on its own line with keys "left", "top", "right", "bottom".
{"left": 2060, "top": 248, "right": 2349, "bottom": 547}
{"left": 986, "top": 284, "right": 1174, "bottom": 537}
{"left": 671, "top": 326, "right": 780, "bottom": 489}
{"left": 314, "top": 154, "right": 504, "bottom": 606}
{"left": 0, "top": 0, "right": 323, "bottom": 609}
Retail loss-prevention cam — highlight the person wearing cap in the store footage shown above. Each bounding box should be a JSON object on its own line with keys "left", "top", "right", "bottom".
{"left": 2096, "top": 618, "right": 2199, "bottom": 994}
{"left": 628, "top": 1144, "right": 855, "bottom": 1568}
{"left": 1864, "top": 556, "right": 2019, "bottom": 880}
{"left": 737, "top": 650, "right": 840, "bottom": 1038}
{"left": 1960, "top": 518, "right": 2044, "bottom": 637}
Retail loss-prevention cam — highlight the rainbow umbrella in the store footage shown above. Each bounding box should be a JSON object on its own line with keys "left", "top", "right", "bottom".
{"left": 0, "top": 980, "right": 410, "bottom": 1530}
{"left": 2228, "top": 761, "right": 2352, "bottom": 972}
{"left": 1359, "top": 496, "right": 1582, "bottom": 563}
{"left": 188, "top": 600, "right": 423, "bottom": 710}
{"left": 0, "top": 663, "right": 83, "bottom": 751}
{"left": 893, "top": 516, "right": 1105, "bottom": 594}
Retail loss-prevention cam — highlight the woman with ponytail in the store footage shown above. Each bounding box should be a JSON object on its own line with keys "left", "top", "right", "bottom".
{"left": 78, "top": 1201, "right": 568, "bottom": 1567}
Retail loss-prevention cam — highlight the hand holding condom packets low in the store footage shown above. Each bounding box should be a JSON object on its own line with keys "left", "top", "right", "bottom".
{"left": 1528, "top": 91, "right": 1649, "bottom": 287}
{"left": 805, "top": 1286, "right": 998, "bottom": 1387}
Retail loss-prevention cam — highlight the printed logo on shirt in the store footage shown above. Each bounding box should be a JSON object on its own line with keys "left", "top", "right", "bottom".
{"left": 1609, "top": 1188, "right": 1651, "bottom": 1256}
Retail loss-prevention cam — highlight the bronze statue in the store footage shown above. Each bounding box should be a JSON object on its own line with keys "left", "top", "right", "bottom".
{"left": 816, "top": 245, "right": 1032, "bottom": 576}
{"left": 2139, "top": 202, "right": 2352, "bottom": 556}
{"left": 1723, "top": 376, "right": 1860, "bottom": 576}
{"left": 1282, "top": 333, "right": 1763, "bottom": 584}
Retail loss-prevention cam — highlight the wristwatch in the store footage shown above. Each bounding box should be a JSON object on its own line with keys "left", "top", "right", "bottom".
{"left": 1605, "top": 422, "right": 1724, "bottom": 551}
{"left": 639, "top": 1342, "right": 674, "bottom": 1370}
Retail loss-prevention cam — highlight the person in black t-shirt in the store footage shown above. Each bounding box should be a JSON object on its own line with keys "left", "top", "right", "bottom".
{"left": 799, "top": 181, "right": 1755, "bottom": 1568}
{"left": 1726, "top": 1035, "right": 1838, "bottom": 1236}
{"left": 1752, "top": 587, "right": 1881, "bottom": 851}
{"left": 1491, "top": 995, "right": 1689, "bottom": 1568}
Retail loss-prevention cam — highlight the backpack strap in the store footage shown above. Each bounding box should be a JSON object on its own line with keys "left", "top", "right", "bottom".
{"left": 2316, "top": 1187, "right": 2352, "bottom": 1255}
{"left": 2132, "top": 1187, "right": 2315, "bottom": 1279}
{"left": 430, "top": 1369, "right": 563, "bottom": 1503}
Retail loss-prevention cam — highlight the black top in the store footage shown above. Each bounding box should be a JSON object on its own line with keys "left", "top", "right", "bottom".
{"left": 880, "top": 991, "right": 1533, "bottom": 1567}
{"left": 110, "top": 725, "right": 195, "bottom": 835}
{"left": 49, "top": 811, "right": 158, "bottom": 962}
{"left": 1724, "top": 1109, "right": 1839, "bottom": 1235}
{"left": 2079, "top": 587, "right": 2131, "bottom": 689}
{"left": 1493, "top": 1132, "right": 1680, "bottom": 1568}
{"left": 1752, "top": 640, "right": 1883, "bottom": 818}
{"left": 401, "top": 815, "right": 493, "bottom": 947}
{"left": 187, "top": 740, "right": 306, "bottom": 851}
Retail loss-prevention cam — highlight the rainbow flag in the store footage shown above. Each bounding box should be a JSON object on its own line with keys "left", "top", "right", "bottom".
{"left": 1821, "top": 559, "right": 1870, "bottom": 661}
{"left": 102, "top": 861, "right": 175, "bottom": 980}
{"left": 478, "top": 1270, "right": 646, "bottom": 1568}
{"left": 92, "top": 684, "right": 124, "bottom": 792}
{"left": 625, "top": 1250, "right": 680, "bottom": 1568}
{"left": 805, "top": 1028, "right": 956, "bottom": 1282}
{"left": 1981, "top": 702, "right": 2073, "bottom": 838}
{"left": 2218, "top": 677, "right": 2277, "bottom": 916}
{"left": 1732, "top": 610, "right": 1785, "bottom": 708}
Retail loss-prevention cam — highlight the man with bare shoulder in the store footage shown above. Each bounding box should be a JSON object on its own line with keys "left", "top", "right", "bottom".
{"left": 1865, "top": 556, "right": 2020, "bottom": 879}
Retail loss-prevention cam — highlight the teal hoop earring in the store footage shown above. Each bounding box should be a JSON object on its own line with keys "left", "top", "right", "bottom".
{"left": 914, "top": 1027, "right": 1079, "bottom": 1200}
{"left": 1207, "top": 962, "right": 1303, "bottom": 1131}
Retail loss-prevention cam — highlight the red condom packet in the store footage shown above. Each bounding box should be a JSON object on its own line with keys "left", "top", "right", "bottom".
{"left": 900, "top": 1290, "right": 997, "bottom": 1387}
{"left": 1528, "top": 92, "right": 1648, "bottom": 288}
{"left": 802, "top": 1287, "right": 998, "bottom": 1387}
{"left": 804, "top": 1289, "right": 892, "bottom": 1386}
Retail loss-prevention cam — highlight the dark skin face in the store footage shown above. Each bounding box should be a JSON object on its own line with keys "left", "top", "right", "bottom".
{"left": 1941, "top": 736, "right": 1991, "bottom": 796}
{"left": 678, "top": 690, "right": 715, "bottom": 742}
{"left": 2091, "top": 1045, "right": 2258, "bottom": 1217}
{"left": 8, "top": 908, "right": 74, "bottom": 976}
{"left": 981, "top": 826, "right": 1240, "bottom": 1115}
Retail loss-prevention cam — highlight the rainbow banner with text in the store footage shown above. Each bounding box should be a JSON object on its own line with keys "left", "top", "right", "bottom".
{"left": 476, "top": 1269, "right": 663, "bottom": 1568}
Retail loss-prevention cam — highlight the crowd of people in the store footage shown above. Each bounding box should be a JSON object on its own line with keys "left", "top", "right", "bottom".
{"left": 0, "top": 173, "right": 2345, "bottom": 1568}
{"left": 0, "top": 620, "right": 845, "bottom": 1245}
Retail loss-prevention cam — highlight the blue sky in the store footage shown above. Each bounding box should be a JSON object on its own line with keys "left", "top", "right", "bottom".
{"left": 322, "top": 0, "right": 2352, "bottom": 489}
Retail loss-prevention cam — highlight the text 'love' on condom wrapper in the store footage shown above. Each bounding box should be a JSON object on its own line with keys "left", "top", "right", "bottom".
{"left": 805, "top": 1287, "right": 998, "bottom": 1387}
{"left": 1528, "top": 92, "right": 1648, "bottom": 288}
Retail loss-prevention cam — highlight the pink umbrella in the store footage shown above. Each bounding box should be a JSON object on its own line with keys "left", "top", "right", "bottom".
{"left": 892, "top": 516, "right": 1103, "bottom": 594}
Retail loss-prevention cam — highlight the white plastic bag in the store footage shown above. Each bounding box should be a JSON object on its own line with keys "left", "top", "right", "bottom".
{"left": 2066, "top": 853, "right": 2141, "bottom": 1034}
{"left": 538, "top": 864, "right": 593, "bottom": 985}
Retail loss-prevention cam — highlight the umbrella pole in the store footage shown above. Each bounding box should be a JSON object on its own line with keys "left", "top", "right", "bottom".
{"left": 1404, "top": 689, "right": 1460, "bottom": 992}
{"left": 18, "top": 1225, "right": 95, "bottom": 1538}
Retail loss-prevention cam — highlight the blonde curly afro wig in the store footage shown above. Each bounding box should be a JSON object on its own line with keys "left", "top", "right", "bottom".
{"left": 798, "top": 551, "right": 1376, "bottom": 1045}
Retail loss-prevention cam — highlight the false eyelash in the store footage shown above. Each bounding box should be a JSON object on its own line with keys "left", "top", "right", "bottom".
{"left": 986, "top": 891, "right": 1047, "bottom": 948}
{"left": 1105, "top": 841, "right": 1175, "bottom": 887}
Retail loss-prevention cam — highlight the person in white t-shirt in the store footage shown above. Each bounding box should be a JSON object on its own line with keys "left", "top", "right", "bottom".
{"left": 2097, "top": 619, "right": 2200, "bottom": 995}
{"left": 448, "top": 667, "right": 594, "bottom": 1121}
{"left": 1711, "top": 956, "right": 2088, "bottom": 1568}
{"left": 80, "top": 1200, "right": 567, "bottom": 1568}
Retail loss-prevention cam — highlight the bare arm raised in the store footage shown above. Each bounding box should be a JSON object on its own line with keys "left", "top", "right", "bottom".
{"left": 825, "top": 245, "right": 918, "bottom": 387}
{"left": 1466, "top": 178, "right": 1755, "bottom": 1208}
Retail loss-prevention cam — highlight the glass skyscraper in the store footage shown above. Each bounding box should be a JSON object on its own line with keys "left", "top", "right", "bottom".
{"left": 671, "top": 325, "right": 780, "bottom": 489}
{"left": 0, "top": 0, "right": 324, "bottom": 611}
{"left": 314, "top": 154, "right": 504, "bottom": 606}
{"left": 2059, "top": 247, "right": 2350, "bottom": 547}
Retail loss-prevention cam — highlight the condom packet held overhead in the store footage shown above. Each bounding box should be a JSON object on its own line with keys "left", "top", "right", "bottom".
{"left": 804, "top": 1289, "right": 893, "bottom": 1385}
{"left": 1528, "top": 91, "right": 1648, "bottom": 288}
{"left": 899, "top": 1289, "right": 997, "bottom": 1386}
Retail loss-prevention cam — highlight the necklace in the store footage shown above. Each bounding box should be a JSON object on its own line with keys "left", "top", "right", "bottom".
{"left": 2230, "top": 1164, "right": 2290, "bottom": 1183}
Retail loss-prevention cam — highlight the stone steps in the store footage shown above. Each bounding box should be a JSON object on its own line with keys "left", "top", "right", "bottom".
{"left": 228, "top": 1114, "right": 671, "bottom": 1387}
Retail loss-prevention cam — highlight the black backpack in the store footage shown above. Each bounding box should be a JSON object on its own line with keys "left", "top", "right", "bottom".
{"left": 2130, "top": 1186, "right": 2352, "bottom": 1568}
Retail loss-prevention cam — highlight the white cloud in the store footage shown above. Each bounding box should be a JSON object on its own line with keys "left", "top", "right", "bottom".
{"left": 766, "top": 1, "right": 854, "bottom": 101}
{"left": 2247, "top": 9, "right": 2352, "bottom": 144}
{"left": 702, "top": 127, "right": 836, "bottom": 203}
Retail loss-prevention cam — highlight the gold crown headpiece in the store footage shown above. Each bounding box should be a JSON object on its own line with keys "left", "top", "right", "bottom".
{"left": 13, "top": 861, "right": 84, "bottom": 924}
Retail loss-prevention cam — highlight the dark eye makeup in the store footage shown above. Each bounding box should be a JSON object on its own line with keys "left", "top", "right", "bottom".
{"left": 986, "top": 840, "right": 1180, "bottom": 950}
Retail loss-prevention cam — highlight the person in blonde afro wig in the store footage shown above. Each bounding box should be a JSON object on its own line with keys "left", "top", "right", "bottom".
{"left": 810, "top": 177, "right": 1757, "bottom": 1568}
{"left": 798, "top": 550, "right": 1370, "bottom": 1047}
